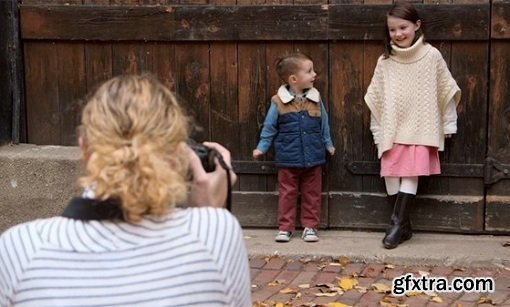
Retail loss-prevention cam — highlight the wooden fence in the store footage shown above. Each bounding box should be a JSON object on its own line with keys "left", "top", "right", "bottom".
{"left": 1, "top": 0, "right": 509, "bottom": 233}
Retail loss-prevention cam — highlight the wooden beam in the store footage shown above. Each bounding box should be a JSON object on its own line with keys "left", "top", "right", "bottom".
{"left": 492, "top": 2, "right": 510, "bottom": 39}
{"left": 329, "top": 4, "right": 489, "bottom": 41}
{"left": 1, "top": 0, "right": 24, "bottom": 144}
{"left": 20, "top": 5, "right": 328, "bottom": 41}
{"left": 232, "top": 160, "right": 276, "bottom": 174}
{"left": 20, "top": 4, "right": 489, "bottom": 41}
{"left": 0, "top": 1, "right": 12, "bottom": 144}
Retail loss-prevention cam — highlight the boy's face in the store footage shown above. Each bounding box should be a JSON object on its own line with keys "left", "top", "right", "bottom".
{"left": 290, "top": 59, "right": 316, "bottom": 91}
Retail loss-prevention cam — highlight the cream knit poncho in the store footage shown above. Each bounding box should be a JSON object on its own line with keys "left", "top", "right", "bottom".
{"left": 365, "top": 36, "right": 461, "bottom": 158}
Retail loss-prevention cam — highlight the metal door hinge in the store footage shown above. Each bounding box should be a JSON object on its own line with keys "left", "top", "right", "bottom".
{"left": 484, "top": 157, "right": 510, "bottom": 185}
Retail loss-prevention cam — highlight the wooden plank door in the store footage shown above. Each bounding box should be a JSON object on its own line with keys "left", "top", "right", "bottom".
{"left": 486, "top": 2, "right": 510, "bottom": 232}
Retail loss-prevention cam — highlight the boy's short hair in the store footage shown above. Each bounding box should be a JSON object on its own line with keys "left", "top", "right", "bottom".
{"left": 275, "top": 52, "right": 312, "bottom": 83}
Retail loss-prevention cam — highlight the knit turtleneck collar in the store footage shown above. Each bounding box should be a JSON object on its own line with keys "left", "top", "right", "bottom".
{"left": 390, "top": 35, "right": 432, "bottom": 64}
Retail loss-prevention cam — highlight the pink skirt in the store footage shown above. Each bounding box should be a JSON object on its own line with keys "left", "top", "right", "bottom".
{"left": 380, "top": 144, "right": 440, "bottom": 177}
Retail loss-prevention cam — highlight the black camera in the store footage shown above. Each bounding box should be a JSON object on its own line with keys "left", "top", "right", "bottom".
{"left": 186, "top": 139, "right": 232, "bottom": 211}
{"left": 187, "top": 139, "right": 218, "bottom": 172}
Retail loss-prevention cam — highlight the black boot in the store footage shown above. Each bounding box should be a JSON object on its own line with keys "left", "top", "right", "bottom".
{"left": 383, "top": 192, "right": 414, "bottom": 249}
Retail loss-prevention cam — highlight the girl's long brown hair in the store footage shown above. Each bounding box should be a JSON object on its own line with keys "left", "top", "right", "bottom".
{"left": 383, "top": 2, "right": 424, "bottom": 59}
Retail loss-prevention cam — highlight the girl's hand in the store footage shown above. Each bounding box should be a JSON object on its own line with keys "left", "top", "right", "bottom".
{"left": 327, "top": 146, "right": 336, "bottom": 156}
{"left": 187, "top": 142, "right": 237, "bottom": 208}
{"left": 252, "top": 149, "right": 263, "bottom": 159}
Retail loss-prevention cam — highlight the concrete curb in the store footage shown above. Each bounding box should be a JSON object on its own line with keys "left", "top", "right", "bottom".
{"left": 0, "top": 144, "right": 81, "bottom": 232}
{"left": 243, "top": 229, "right": 510, "bottom": 268}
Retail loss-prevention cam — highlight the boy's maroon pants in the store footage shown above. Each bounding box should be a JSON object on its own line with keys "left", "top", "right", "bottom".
{"left": 277, "top": 165, "right": 322, "bottom": 232}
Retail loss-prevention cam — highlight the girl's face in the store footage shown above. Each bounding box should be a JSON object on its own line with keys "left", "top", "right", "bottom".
{"left": 387, "top": 15, "right": 421, "bottom": 48}
{"left": 292, "top": 60, "right": 316, "bottom": 92}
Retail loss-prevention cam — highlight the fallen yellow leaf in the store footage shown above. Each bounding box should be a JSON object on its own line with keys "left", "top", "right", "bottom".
{"left": 354, "top": 286, "right": 368, "bottom": 293}
{"left": 338, "top": 277, "right": 358, "bottom": 291}
{"left": 328, "top": 302, "right": 352, "bottom": 307}
{"left": 385, "top": 264, "right": 395, "bottom": 269}
{"left": 298, "top": 283, "right": 310, "bottom": 289}
{"left": 267, "top": 280, "right": 282, "bottom": 286}
{"left": 338, "top": 256, "right": 350, "bottom": 265}
{"left": 315, "top": 292, "right": 338, "bottom": 297}
{"left": 405, "top": 291, "right": 422, "bottom": 297}
{"left": 423, "top": 290, "right": 438, "bottom": 297}
{"left": 372, "top": 283, "right": 392, "bottom": 293}
{"left": 275, "top": 303, "right": 284, "bottom": 307}
{"left": 477, "top": 297, "right": 494, "bottom": 304}
{"left": 279, "top": 287, "right": 297, "bottom": 294}
{"left": 264, "top": 254, "right": 279, "bottom": 263}
{"left": 431, "top": 296, "right": 444, "bottom": 303}
{"left": 380, "top": 301, "right": 407, "bottom": 307}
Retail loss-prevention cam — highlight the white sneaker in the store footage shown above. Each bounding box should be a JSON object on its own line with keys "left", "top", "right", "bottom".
{"left": 275, "top": 231, "right": 292, "bottom": 242}
{"left": 302, "top": 227, "right": 319, "bottom": 242}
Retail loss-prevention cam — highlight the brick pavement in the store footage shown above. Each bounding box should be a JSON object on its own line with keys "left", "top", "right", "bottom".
{"left": 250, "top": 255, "right": 510, "bottom": 307}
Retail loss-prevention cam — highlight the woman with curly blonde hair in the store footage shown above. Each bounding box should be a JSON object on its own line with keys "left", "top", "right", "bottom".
{"left": 0, "top": 74, "right": 251, "bottom": 306}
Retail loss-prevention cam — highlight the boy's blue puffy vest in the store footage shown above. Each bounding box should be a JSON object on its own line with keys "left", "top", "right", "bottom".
{"left": 272, "top": 96, "right": 326, "bottom": 168}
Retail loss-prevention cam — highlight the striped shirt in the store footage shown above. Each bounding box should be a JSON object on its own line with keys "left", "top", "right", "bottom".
{"left": 0, "top": 207, "right": 251, "bottom": 307}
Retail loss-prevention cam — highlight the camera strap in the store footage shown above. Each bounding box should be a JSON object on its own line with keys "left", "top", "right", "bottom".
{"left": 61, "top": 197, "right": 123, "bottom": 220}
{"left": 215, "top": 153, "right": 232, "bottom": 211}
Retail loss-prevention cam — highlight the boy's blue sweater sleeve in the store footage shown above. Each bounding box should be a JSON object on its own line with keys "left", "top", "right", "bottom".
{"left": 256, "top": 102, "right": 278, "bottom": 153}
{"left": 320, "top": 101, "right": 334, "bottom": 149}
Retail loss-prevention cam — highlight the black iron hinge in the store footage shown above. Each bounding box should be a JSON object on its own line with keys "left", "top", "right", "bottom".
{"left": 484, "top": 157, "right": 510, "bottom": 185}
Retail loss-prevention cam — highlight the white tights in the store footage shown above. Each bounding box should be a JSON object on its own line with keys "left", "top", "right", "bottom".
{"left": 384, "top": 176, "right": 418, "bottom": 196}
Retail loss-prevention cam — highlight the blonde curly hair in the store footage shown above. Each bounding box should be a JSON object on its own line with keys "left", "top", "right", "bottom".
{"left": 78, "top": 74, "right": 190, "bottom": 221}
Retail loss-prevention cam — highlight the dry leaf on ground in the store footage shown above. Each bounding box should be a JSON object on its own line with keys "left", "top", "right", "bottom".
{"left": 315, "top": 292, "right": 338, "bottom": 297}
{"left": 267, "top": 280, "right": 284, "bottom": 286}
{"left": 477, "top": 297, "right": 495, "bottom": 305}
{"left": 338, "top": 256, "right": 350, "bottom": 265}
{"left": 379, "top": 300, "right": 408, "bottom": 307}
{"left": 405, "top": 291, "right": 422, "bottom": 297}
{"left": 279, "top": 287, "right": 297, "bottom": 294}
{"left": 338, "top": 277, "right": 359, "bottom": 291}
{"left": 372, "top": 283, "right": 392, "bottom": 294}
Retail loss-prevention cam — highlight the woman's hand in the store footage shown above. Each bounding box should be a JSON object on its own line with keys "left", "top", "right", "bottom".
{"left": 187, "top": 142, "right": 237, "bottom": 208}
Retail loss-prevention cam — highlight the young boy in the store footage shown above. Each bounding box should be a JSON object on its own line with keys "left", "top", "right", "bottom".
{"left": 253, "top": 53, "right": 335, "bottom": 243}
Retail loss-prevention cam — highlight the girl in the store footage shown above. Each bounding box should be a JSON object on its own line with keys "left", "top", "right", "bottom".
{"left": 364, "top": 3, "right": 461, "bottom": 249}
